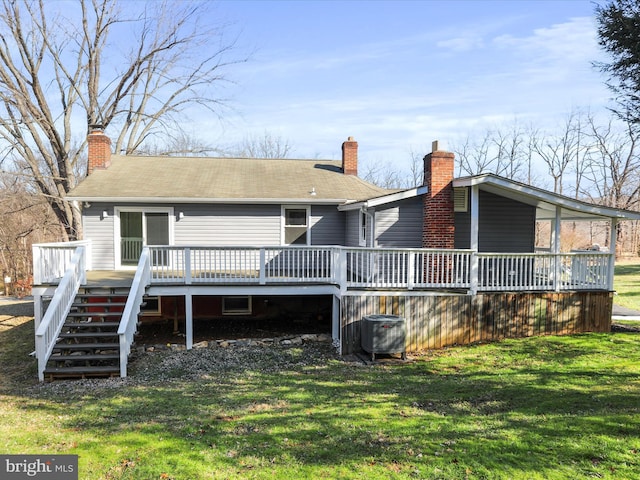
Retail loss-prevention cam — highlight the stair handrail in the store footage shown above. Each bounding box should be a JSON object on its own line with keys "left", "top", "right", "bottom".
{"left": 118, "top": 247, "right": 151, "bottom": 377}
{"left": 35, "top": 245, "right": 87, "bottom": 381}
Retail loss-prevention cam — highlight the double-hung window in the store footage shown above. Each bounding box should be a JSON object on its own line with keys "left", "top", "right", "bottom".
{"left": 283, "top": 206, "right": 310, "bottom": 245}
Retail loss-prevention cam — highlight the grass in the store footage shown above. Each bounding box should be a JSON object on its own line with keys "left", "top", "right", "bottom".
{"left": 614, "top": 261, "right": 640, "bottom": 311}
{"left": 1, "top": 308, "right": 640, "bottom": 479}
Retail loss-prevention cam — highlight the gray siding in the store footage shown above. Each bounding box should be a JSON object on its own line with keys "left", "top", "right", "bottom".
{"left": 82, "top": 204, "right": 116, "bottom": 270}
{"left": 454, "top": 189, "right": 535, "bottom": 252}
{"left": 345, "top": 210, "right": 360, "bottom": 247}
{"left": 83, "top": 202, "right": 347, "bottom": 270}
{"left": 310, "top": 205, "right": 345, "bottom": 245}
{"left": 375, "top": 197, "right": 423, "bottom": 248}
{"left": 174, "top": 204, "right": 281, "bottom": 246}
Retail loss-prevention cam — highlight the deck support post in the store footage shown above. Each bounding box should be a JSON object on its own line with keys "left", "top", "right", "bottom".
{"left": 185, "top": 292, "right": 193, "bottom": 349}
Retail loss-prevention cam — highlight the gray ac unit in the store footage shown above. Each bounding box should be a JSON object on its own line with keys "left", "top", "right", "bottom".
{"left": 361, "top": 314, "right": 406, "bottom": 361}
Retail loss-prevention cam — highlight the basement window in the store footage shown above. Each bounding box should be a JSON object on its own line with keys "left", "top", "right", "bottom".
{"left": 140, "top": 296, "right": 161, "bottom": 315}
{"left": 222, "top": 296, "right": 252, "bottom": 315}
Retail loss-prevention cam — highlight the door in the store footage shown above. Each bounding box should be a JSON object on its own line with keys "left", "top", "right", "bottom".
{"left": 119, "top": 210, "right": 170, "bottom": 267}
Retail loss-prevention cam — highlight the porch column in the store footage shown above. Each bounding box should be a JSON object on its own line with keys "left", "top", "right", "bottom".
{"left": 551, "top": 206, "right": 562, "bottom": 292}
{"left": 32, "top": 290, "right": 43, "bottom": 332}
{"left": 608, "top": 218, "right": 618, "bottom": 290}
{"left": 185, "top": 292, "right": 193, "bottom": 349}
{"left": 469, "top": 185, "right": 479, "bottom": 294}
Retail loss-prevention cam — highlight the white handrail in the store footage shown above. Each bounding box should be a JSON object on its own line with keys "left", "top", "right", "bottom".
{"left": 32, "top": 240, "right": 91, "bottom": 284}
{"left": 35, "top": 246, "right": 86, "bottom": 381}
{"left": 344, "top": 248, "right": 474, "bottom": 290}
{"left": 141, "top": 246, "right": 613, "bottom": 292}
{"left": 118, "top": 248, "right": 151, "bottom": 378}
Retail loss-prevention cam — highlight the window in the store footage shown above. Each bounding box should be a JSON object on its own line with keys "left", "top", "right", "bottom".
{"left": 283, "top": 207, "right": 309, "bottom": 245}
{"left": 140, "top": 296, "right": 161, "bottom": 315}
{"left": 359, "top": 210, "right": 370, "bottom": 247}
{"left": 222, "top": 296, "right": 252, "bottom": 315}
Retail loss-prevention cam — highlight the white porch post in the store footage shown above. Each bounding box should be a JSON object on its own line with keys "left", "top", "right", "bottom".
{"left": 32, "top": 289, "right": 43, "bottom": 332}
{"left": 469, "top": 185, "right": 479, "bottom": 294}
{"left": 608, "top": 218, "right": 618, "bottom": 290}
{"left": 185, "top": 292, "right": 193, "bottom": 349}
{"left": 551, "top": 206, "right": 562, "bottom": 292}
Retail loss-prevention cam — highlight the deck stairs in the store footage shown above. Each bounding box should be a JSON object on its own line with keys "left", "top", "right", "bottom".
{"left": 43, "top": 286, "right": 131, "bottom": 381}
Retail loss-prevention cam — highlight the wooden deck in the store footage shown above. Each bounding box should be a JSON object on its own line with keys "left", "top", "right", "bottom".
{"left": 85, "top": 270, "right": 135, "bottom": 288}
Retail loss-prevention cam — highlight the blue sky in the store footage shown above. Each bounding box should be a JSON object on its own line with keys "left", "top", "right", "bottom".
{"left": 204, "top": 0, "right": 609, "bottom": 170}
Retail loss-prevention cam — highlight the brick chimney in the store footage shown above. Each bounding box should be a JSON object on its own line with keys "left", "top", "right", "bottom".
{"left": 341, "top": 136, "right": 358, "bottom": 176}
{"left": 87, "top": 124, "right": 111, "bottom": 175}
{"left": 422, "top": 140, "right": 455, "bottom": 249}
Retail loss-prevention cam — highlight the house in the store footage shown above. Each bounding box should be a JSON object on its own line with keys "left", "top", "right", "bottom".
{"left": 31, "top": 128, "right": 640, "bottom": 381}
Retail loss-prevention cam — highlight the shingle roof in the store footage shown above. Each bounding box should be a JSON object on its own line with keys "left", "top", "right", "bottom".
{"left": 68, "top": 155, "right": 391, "bottom": 203}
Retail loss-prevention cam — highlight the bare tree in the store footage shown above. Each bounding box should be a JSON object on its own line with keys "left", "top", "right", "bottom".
{"left": 228, "top": 131, "right": 295, "bottom": 159}
{"left": 452, "top": 133, "right": 495, "bottom": 176}
{"left": 0, "top": 0, "right": 244, "bottom": 240}
{"left": 583, "top": 115, "right": 640, "bottom": 211}
{"left": 532, "top": 111, "right": 584, "bottom": 194}
{"left": 0, "top": 171, "right": 62, "bottom": 286}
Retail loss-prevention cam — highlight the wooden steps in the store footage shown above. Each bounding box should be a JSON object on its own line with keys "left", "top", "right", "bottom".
{"left": 43, "top": 287, "right": 132, "bottom": 381}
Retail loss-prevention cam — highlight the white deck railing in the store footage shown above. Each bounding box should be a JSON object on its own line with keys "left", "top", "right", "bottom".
{"left": 32, "top": 240, "right": 91, "bottom": 284}
{"left": 35, "top": 245, "right": 87, "bottom": 381}
{"left": 118, "top": 249, "right": 151, "bottom": 377}
{"left": 142, "top": 246, "right": 612, "bottom": 292}
{"left": 476, "top": 252, "right": 612, "bottom": 292}
{"left": 147, "top": 246, "right": 340, "bottom": 285}
{"left": 343, "top": 248, "right": 473, "bottom": 289}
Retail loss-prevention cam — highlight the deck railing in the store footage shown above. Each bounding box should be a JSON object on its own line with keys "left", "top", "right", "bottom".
{"left": 147, "top": 246, "right": 340, "bottom": 285}
{"left": 476, "top": 252, "right": 612, "bottom": 291}
{"left": 32, "top": 240, "right": 92, "bottom": 284}
{"left": 143, "top": 246, "right": 612, "bottom": 292}
{"left": 35, "top": 245, "right": 87, "bottom": 381}
{"left": 118, "top": 248, "right": 151, "bottom": 377}
{"left": 343, "top": 248, "right": 473, "bottom": 289}
{"left": 34, "top": 243, "right": 614, "bottom": 293}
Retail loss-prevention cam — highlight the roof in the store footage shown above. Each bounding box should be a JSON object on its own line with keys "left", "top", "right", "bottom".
{"left": 68, "top": 155, "right": 390, "bottom": 204}
{"left": 454, "top": 173, "right": 640, "bottom": 221}
{"left": 339, "top": 172, "right": 640, "bottom": 221}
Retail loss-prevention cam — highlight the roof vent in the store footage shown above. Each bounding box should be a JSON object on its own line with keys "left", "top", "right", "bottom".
{"left": 454, "top": 187, "right": 468, "bottom": 212}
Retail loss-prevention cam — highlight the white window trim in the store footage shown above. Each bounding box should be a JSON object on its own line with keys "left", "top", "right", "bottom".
{"left": 359, "top": 208, "right": 374, "bottom": 247}
{"left": 281, "top": 205, "right": 311, "bottom": 245}
{"left": 114, "top": 206, "right": 175, "bottom": 270}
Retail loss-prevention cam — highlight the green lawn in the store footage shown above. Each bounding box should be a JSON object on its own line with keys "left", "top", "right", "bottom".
{"left": 1, "top": 312, "right": 640, "bottom": 479}
{"left": 614, "top": 262, "right": 640, "bottom": 312}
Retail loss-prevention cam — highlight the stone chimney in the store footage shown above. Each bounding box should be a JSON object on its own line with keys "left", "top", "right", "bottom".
{"left": 422, "top": 140, "right": 455, "bottom": 249}
{"left": 341, "top": 136, "right": 358, "bottom": 176}
{"left": 87, "top": 124, "right": 112, "bottom": 175}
